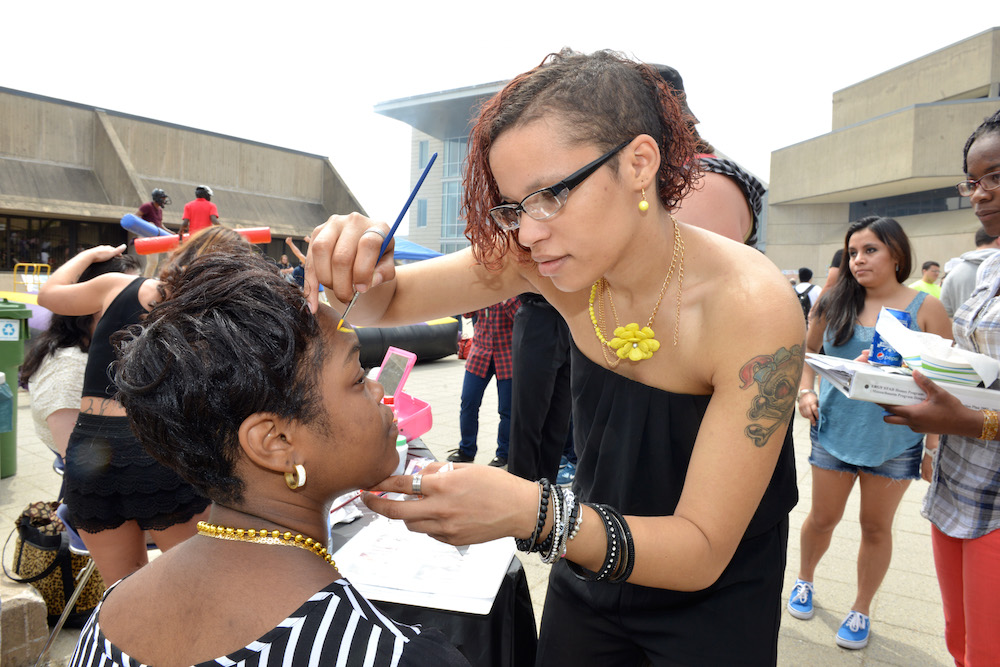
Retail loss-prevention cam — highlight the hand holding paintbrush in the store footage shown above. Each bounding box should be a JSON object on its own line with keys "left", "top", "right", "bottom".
{"left": 304, "top": 153, "right": 438, "bottom": 318}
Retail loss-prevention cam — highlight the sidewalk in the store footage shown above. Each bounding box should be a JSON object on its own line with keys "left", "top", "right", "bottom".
{"left": 2, "top": 353, "right": 952, "bottom": 665}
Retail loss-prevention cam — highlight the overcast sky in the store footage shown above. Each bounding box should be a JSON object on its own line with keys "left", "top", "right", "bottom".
{"left": 4, "top": 2, "right": 995, "bottom": 233}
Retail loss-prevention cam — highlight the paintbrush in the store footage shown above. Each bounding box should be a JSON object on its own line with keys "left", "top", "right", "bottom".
{"left": 337, "top": 152, "right": 439, "bottom": 330}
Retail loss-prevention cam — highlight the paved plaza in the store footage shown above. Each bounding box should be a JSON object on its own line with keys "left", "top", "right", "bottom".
{"left": 2, "top": 352, "right": 952, "bottom": 665}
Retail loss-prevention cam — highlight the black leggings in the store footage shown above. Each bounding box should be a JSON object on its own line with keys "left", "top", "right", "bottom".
{"left": 536, "top": 519, "right": 788, "bottom": 666}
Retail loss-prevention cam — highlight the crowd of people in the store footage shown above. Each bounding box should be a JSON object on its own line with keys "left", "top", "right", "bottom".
{"left": 9, "top": 49, "right": 998, "bottom": 667}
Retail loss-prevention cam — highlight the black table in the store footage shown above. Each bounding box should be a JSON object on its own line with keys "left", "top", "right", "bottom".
{"left": 329, "top": 442, "right": 538, "bottom": 667}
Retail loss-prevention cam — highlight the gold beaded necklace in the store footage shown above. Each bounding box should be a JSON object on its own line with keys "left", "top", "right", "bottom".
{"left": 588, "top": 218, "right": 684, "bottom": 365}
{"left": 197, "top": 521, "right": 337, "bottom": 570}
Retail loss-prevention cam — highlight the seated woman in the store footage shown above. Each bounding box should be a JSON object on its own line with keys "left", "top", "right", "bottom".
{"left": 38, "top": 228, "right": 250, "bottom": 586}
{"left": 70, "top": 252, "right": 468, "bottom": 666}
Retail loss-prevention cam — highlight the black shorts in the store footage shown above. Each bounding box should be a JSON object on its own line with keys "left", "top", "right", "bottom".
{"left": 64, "top": 413, "right": 210, "bottom": 533}
{"left": 536, "top": 518, "right": 788, "bottom": 666}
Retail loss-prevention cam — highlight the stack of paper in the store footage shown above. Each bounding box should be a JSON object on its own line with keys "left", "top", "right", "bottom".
{"left": 332, "top": 515, "right": 516, "bottom": 615}
{"left": 806, "top": 353, "right": 999, "bottom": 409}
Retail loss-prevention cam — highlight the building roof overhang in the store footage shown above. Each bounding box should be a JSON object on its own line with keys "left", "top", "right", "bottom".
{"left": 375, "top": 82, "right": 505, "bottom": 138}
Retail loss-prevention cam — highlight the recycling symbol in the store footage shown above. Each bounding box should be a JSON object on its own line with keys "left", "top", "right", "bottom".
{"left": 1, "top": 323, "right": 15, "bottom": 338}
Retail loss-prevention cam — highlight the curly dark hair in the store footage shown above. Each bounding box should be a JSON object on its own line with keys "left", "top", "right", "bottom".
{"left": 814, "top": 216, "right": 913, "bottom": 347}
{"left": 463, "top": 48, "right": 699, "bottom": 269}
{"left": 113, "top": 252, "right": 328, "bottom": 504}
{"left": 962, "top": 108, "right": 1000, "bottom": 174}
{"left": 19, "top": 253, "right": 140, "bottom": 388}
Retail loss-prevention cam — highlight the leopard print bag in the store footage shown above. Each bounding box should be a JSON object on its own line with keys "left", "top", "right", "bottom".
{"left": 2, "top": 501, "right": 106, "bottom": 627}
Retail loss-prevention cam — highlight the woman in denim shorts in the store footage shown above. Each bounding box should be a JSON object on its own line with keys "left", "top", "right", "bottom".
{"left": 792, "top": 216, "right": 953, "bottom": 650}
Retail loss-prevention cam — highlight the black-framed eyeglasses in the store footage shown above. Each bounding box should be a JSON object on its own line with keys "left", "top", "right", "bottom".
{"left": 489, "top": 140, "right": 632, "bottom": 231}
{"left": 956, "top": 169, "right": 1000, "bottom": 197}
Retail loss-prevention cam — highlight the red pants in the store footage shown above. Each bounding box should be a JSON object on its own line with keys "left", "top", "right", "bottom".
{"left": 932, "top": 525, "right": 1000, "bottom": 666}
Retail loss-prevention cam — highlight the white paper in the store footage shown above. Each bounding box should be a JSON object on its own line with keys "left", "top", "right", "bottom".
{"left": 332, "top": 515, "right": 516, "bottom": 615}
{"left": 875, "top": 307, "right": 999, "bottom": 385}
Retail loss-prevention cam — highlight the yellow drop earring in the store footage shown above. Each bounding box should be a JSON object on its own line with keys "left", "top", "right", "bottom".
{"left": 638, "top": 188, "right": 649, "bottom": 212}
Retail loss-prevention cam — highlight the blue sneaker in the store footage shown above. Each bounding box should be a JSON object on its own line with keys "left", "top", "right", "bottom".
{"left": 836, "top": 611, "right": 870, "bottom": 649}
{"left": 556, "top": 461, "right": 576, "bottom": 487}
{"left": 786, "top": 579, "right": 814, "bottom": 620}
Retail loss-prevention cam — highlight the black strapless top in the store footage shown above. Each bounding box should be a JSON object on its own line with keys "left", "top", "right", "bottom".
{"left": 570, "top": 342, "right": 797, "bottom": 538}
{"left": 81, "top": 277, "right": 147, "bottom": 399}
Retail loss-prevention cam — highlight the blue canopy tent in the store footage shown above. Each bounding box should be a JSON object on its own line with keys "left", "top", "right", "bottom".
{"left": 393, "top": 237, "right": 442, "bottom": 262}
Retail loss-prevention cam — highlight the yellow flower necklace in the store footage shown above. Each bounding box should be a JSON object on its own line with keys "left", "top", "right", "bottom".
{"left": 588, "top": 218, "right": 684, "bottom": 366}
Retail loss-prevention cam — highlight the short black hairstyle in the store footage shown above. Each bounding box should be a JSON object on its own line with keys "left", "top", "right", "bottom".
{"left": 114, "top": 252, "right": 328, "bottom": 503}
{"left": 798, "top": 267, "right": 813, "bottom": 283}
{"left": 922, "top": 261, "right": 940, "bottom": 272}
{"left": 975, "top": 227, "right": 998, "bottom": 247}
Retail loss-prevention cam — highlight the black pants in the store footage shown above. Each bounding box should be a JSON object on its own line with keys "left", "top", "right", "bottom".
{"left": 536, "top": 518, "right": 788, "bottom": 666}
{"left": 508, "top": 298, "right": 572, "bottom": 482}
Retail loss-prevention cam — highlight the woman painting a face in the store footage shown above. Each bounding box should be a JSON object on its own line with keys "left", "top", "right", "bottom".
{"left": 305, "top": 49, "right": 804, "bottom": 664}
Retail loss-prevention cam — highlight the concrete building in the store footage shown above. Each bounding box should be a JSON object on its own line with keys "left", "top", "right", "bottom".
{"left": 0, "top": 87, "right": 365, "bottom": 271}
{"left": 376, "top": 82, "right": 503, "bottom": 254}
{"left": 767, "top": 28, "right": 1000, "bottom": 277}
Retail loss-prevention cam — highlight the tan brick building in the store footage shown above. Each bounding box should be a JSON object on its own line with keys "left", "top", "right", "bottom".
{"left": 767, "top": 27, "right": 1000, "bottom": 278}
{"left": 0, "top": 87, "right": 365, "bottom": 270}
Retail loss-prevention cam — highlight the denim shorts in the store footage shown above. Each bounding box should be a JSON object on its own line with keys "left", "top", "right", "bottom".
{"left": 808, "top": 424, "right": 922, "bottom": 480}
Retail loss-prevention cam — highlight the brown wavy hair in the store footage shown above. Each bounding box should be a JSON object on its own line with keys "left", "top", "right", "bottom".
{"left": 463, "top": 48, "right": 699, "bottom": 269}
{"left": 155, "top": 226, "right": 253, "bottom": 301}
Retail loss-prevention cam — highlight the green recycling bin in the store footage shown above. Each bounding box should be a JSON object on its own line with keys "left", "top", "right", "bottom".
{"left": 0, "top": 299, "right": 32, "bottom": 478}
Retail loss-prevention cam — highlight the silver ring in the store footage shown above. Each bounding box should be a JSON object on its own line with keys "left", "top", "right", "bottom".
{"left": 362, "top": 228, "right": 387, "bottom": 241}
{"left": 411, "top": 473, "right": 423, "bottom": 496}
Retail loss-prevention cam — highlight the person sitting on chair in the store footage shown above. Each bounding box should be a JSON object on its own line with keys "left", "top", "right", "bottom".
{"left": 69, "top": 251, "right": 468, "bottom": 667}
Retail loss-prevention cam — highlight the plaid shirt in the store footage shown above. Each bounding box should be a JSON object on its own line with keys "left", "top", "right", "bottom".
{"left": 463, "top": 297, "right": 520, "bottom": 380}
{"left": 923, "top": 252, "right": 1000, "bottom": 539}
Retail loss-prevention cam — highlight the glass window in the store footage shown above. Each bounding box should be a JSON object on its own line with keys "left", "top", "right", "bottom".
{"left": 0, "top": 215, "right": 125, "bottom": 270}
{"left": 443, "top": 137, "right": 468, "bottom": 179}
{"left": 418, "top": 141, "right": 429, "bottom": 169}
{"left": 849, "top": 187, "right": 972, "bottom": 221}
{"left": 440, "top": 240, "right": 470, "bottom": 254}
{"left": 416, "top": 199, "right": 428, "bottom": 228}
{"left": 441, "top": 181, "right": 465, "bottom": 239}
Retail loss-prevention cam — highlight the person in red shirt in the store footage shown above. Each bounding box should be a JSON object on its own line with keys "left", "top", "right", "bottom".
{"left": 180, "top": 185, "right": 219, "bottom": 237}
{"left": 448, "top": 296, "right": 520, "bottom": 466}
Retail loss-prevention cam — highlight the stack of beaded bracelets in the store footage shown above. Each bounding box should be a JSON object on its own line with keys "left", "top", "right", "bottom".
{"left": 515, "top": 479, "right": 583, "bottom": 564}
{"left": 981, "top": 409, "right": 999, "bottom": 441}
{"left": 566, "top": 503, "right": 635, "bottom": 583}
{"left": 515, "top": 479, "right": 634, "bottom": 583}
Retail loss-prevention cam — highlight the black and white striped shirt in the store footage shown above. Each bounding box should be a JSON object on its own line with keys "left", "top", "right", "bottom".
{"left": 69, "top": 579, "right": 469, "bottom": 667}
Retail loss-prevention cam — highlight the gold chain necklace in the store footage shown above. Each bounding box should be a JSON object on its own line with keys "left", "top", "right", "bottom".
{"left": 588, "top": 218, "right": 685, "bottom": 364}
{"left": 197, "top": 521, "right": 337, "bottom": 570}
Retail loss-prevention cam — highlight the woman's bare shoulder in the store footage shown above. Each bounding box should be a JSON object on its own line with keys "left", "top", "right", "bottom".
{"left": 685, "top": 225, "right": 790, "bottom": 289}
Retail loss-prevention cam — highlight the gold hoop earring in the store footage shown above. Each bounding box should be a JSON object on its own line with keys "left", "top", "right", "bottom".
{"left": 285, "top": 464, "right": 306, "bottom": 490}
{"left": 638, "top": 188, "right": 649, "bottom": 213}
